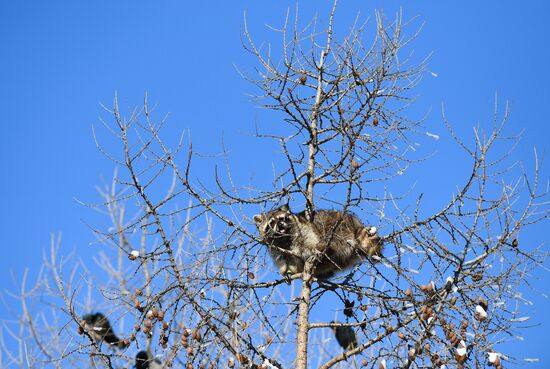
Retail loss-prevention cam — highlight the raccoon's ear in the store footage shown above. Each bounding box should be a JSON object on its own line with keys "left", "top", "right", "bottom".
{"left": 280, "top": 203, "right": 290, "bottom": 212}
{"left": 253, "top": 214, "right": 263, "bottom": 224}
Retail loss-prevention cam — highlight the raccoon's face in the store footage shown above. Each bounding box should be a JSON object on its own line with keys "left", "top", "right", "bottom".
{"left": 253, "top": 205, "right": 293, "bottom": 244}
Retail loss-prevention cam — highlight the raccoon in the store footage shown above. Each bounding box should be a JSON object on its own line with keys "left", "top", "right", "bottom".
{"left": 253, "top": 204, "right": 382, "bottom": 278}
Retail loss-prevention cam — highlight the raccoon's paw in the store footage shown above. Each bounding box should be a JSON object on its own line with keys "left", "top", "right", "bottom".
{"left": 359, "top": 227, "right": 383, "bottom": 260}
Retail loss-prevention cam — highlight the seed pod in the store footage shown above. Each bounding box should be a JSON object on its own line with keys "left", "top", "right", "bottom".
{"left": 78, "top": 320, "right": 85, "bottom": 335}
{"left": 405, "top": 288, "right": 412, "bottom": 298}
{"left": 512, "top": 238, "right": 519, "bottom": 247}
{"left": 247, "top": 272, "right": 255, "bottom": 279}
{"left": 191, "top": 329, "right": 200, "bottom": 341}
{"left": 299, "top": 75, "right": 307, "bottom": 85}
{"left": 134, "top": 288, "right": 143, "bottom": 296}
{"left": 478, "top": 297, "right": 489, "bottom": 311}
{"left": 398, "top": 331, "right": 406, "bottom": 340}
{"left": 144, "top": 319, "right": 153, "bottom": 328}
{"left": 163, "top": 320, "right": 169, "bottom": 330}
{"left": 236, "top": 353, "right": 249, "bottom": 365}
{"left": 266, "top": 335, "right": 272, "bottom": 345}
{"left": 373, "top": 116, "right": 379, "bottom": 126}
{"left": 183, "top": 328, "right": 190, "bottom": 337}
{"left": 158, "top": 310, "right": 165, "bottom": 320}
{"left": 449, "top": 296, "right": 458, "bottom": 306}
{"left": 187, "top": 347, "right": 194, "bottom": 356}
{"left": 351, "top": 160, "right": 360, "bottom": 170}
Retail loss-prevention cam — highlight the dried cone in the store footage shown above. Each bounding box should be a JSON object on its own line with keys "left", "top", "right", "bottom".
{"left": 373, "top": 116, "right": 379, "bottom": 126}
{"left": 183, "top": 328, "right": 190, "bottom": 337}
{"left": 135, "top": 288, "right": 143, "bottom": 296}
{"left": 265, "top": 335, "right": 272, "bottom": 345}
{"left": 512, "top": 238, "right": 519, "bottom": 248}
{"left": 186, "top": 364, "right": 193, "bottom": 369}
{"left": 360, "top": 305, "right": 368, "bottom": 312}
{"left": 236, "top": 353, "right": 249, "bottom": 365}
{"left": 299, "top": 75, "right": 307, "bottom": 85}
{"left": 182, "top": 339, "right": 189, "bottom": 348}
{"left": 351, "top": 160, "right": 360, "bottom": 170}
{"left": 398, "top": 331, "right": 406, "bottom": 340}
{"left": 163, "top": 320, "right": 169, "bottom": 330}
{"left": 247, "top": 271, "right": 255, "bottom": 279}
{"left": 78, "top": 320, "right": 86, "bottom": 335}
{"left": 187, "top": 346, "right": 194, "bottom": 356}
{"left": 475, "top": 305, "right": 488, "bottom": 321}
{"left": 192, "top": 329, "right": 202, "bottom": 342}
{"left": 228, "top": 359, "right": 235, "bottom": 368}
{"left": 405, "top": 288, "right": 412, "bottom": 298}
{"left": 478, "top": 297, "right": 489, "bottom": 311}
{"left": 455, "top": 352, "right": 467, "bottom": 364}
{"left": 449, "top": 296, "right": 458, "bottom": 306}
{"left": 158, "top": 310, "right": 165, "bottom": 320}
{"left": 130, "top": 333, "right": 136, "bottom": 341}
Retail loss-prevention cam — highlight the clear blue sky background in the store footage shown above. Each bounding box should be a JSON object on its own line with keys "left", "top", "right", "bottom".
{"left": 0, "top": 0, "right": 549, "bottom": 366}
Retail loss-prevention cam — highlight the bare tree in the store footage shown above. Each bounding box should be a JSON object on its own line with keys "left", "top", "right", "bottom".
{"left": 2, "top": 3, "right": 548, "bottom": 369}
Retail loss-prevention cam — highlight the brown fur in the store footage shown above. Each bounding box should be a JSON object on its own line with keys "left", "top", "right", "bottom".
{"left": 253, "top": 205, "right": 383, "bottom": 278}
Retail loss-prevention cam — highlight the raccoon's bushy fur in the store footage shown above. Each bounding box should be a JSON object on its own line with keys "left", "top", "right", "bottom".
{"left": 253, "top": 204, "right": 383, "bottom": 278}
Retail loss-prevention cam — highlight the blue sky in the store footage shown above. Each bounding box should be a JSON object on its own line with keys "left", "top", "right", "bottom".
{"left": 0, "top": 0, "right": 549, "bottom": 366}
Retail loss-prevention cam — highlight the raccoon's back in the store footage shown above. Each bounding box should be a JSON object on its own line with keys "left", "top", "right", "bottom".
{"left": 311, "top": 210, "right": 364, "bottom": 241}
